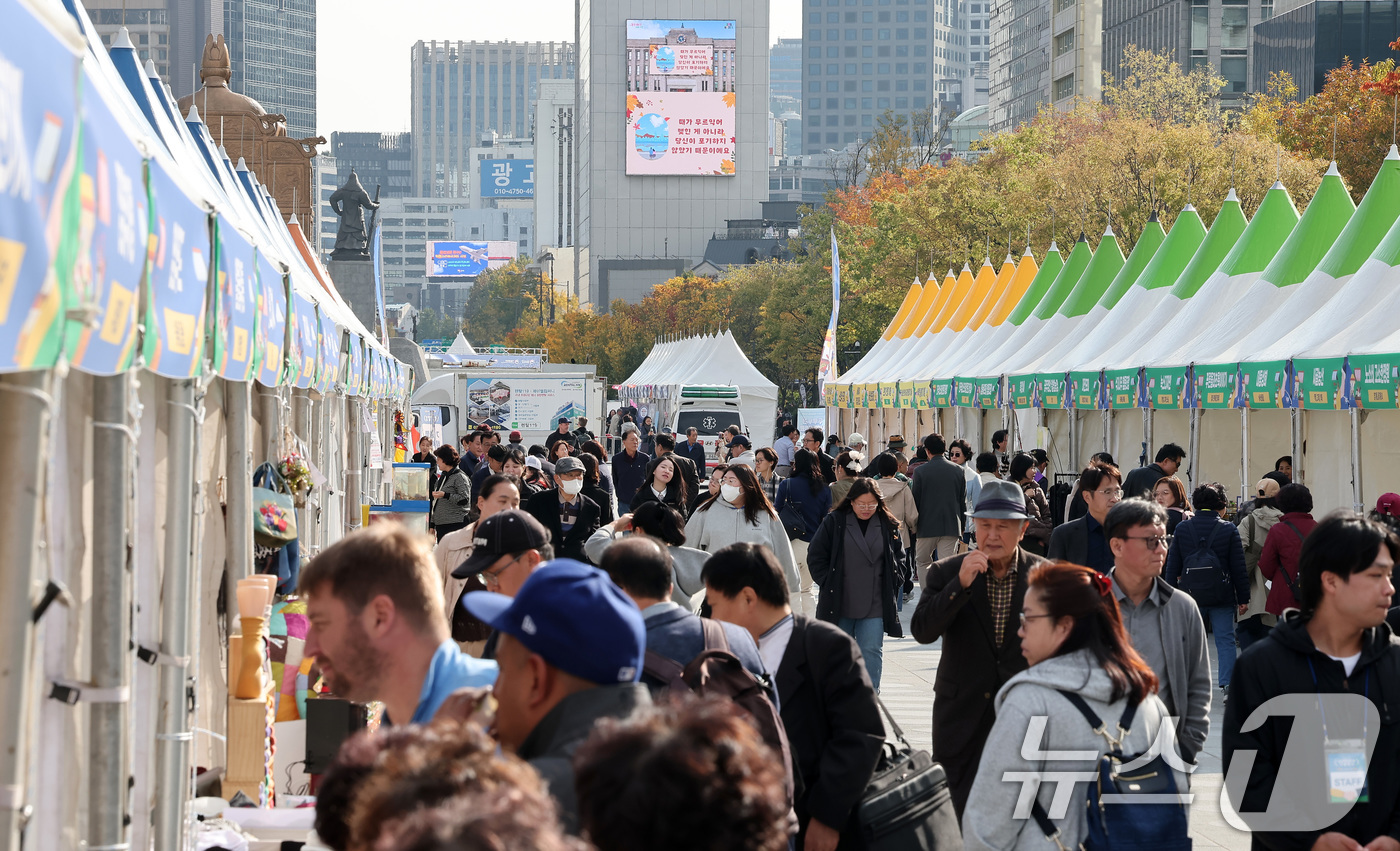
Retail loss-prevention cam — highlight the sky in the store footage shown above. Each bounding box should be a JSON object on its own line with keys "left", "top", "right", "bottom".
{"left": 315, "top": 0, "right": 800, "bottom": 137}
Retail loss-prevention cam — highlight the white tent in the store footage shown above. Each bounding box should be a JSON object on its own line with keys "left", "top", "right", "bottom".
{"left": 446, "top": 331, "right": 478, "bottom": 356}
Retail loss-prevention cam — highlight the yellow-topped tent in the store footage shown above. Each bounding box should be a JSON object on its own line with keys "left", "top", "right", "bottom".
{"left": 913, "top": 269, "right": 958, "bottom": 336}
{"left": 950, "top": 257, "right": 998, "bottom": 332}
{"left": 968, "top": 253, "right": 1018, "bottom": 330}
{"left": 881, "top": 280, "right": 924, "bottom": 341}
{"left": 990, "top": 247, "right": 1041, "bottom": 327}
{"left": 931, "top": 264, "right": 976, "bottom": 333}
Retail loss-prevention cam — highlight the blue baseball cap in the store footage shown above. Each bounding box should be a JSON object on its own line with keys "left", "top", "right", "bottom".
{"left": 463, "top": 560, "right": 645, "bottom": 685}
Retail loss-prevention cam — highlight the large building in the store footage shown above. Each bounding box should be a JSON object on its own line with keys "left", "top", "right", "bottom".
{"left": 770, "top": 37, "right": 804, "bottom": 158}
{"left": 329, "top": 132, "right": 414, "bottom": 199}
{"left": 84, "top": 0, "right": 316, "bottom": 139}
{"left": 410, "top": 40, "right": 574, "bottom": 198}
{"left": 987, "top": 0, "right": 1102, "bottom": 131}
{"left": 1103, "top": 0, "right": 1271, "bottom": 104}
{"left": 800, "top": 0, "right": 975, "bottom": 155}
{"left": 534, "top": 79, "right": 576, "bottom": 260}
{"left": 576, "top": 4, "right": 769, "bottom": 307}
{"left": 1254, "top": 0, "right": 1396, "bottom": 99}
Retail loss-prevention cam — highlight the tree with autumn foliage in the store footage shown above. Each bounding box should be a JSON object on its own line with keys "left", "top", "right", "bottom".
{"left": 1264, "top": 38, "right": 1400, "bottom": 202}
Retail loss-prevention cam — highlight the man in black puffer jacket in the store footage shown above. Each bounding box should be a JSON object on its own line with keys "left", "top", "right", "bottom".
{"left": 1224, "top": 513, "right": 1400, "bottom": 851}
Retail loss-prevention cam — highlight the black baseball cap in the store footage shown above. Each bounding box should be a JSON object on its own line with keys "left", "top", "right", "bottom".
{"left": 727, "top": 434, "right": 752, "bottom": 449}
{"left": 452, "top": 509, "right": 550, "bottom": 578}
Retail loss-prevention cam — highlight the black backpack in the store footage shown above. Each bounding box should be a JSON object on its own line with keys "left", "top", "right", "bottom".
{"left": 642, "top": 619, "right": 795, "bottom": 806}
{"left": 1177, "top": 520, "right": 1230, "bottom": 607}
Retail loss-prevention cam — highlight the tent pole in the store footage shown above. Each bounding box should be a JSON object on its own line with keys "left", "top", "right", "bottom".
{"left": 1351, "top": 407, "right": 1363, "bottom": 513}
{"left": 154, "top": 378, "right": 198, "bottom": 851}
{"left": 225, "top": 380, "right": 253, "bottom": 636}
{"left": 1291, "top": 408, "right": 1303, "bottom": 487}
{"left": 260, "top": 387, "right": 282, "bottom": 467}
{"left": 346, "top": 397, "right": 363, "bottom": 533}
{"left": 1188, "top": 407, "right": 1201, "bottom": 494}
{"left": 1102, "top": 408, "right": 1111, "bottom": 453}
{"left": 1241, "top": 406, "right": 1250, "bottom": 510}
{"left": 293, "top": 389, "right": 312, "bottom": 540}
{"left": 1143, "top": 407, "right": 1153, "bottom": 468}
{"left": 90, "top": 373, "right": 133, "bottom": 851}
{"left": 1069, "top": 409, "right": 1079, "bottom": 469}
{"left": 0, "top": 371, "right": 53, "bottom": 851}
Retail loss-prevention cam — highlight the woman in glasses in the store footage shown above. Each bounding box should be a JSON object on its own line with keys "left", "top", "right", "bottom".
{"left": 1164, "top": 482, "right": 1251, "bottom": 696}
{"left": 1151, "top": 475, "right": 1193, "bottom": 535}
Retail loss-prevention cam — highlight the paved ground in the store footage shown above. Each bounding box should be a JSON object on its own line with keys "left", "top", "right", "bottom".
{"left": 872, "top": 588, "right": 1252, "bottom": 850}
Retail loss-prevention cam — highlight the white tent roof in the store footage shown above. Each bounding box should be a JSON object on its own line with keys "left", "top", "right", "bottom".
{"left": 447, "top": 332, "right": 477, "bottom": 356}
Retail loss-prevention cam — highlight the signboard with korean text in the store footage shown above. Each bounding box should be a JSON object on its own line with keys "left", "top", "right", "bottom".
{"left": 1294, "top": 357, "right": 1345, "bottom": 410}
{"left": 914, "top": 382, "right": 932, "bottom": 409}
{"left": 955, "top": 377, "right": 976, "bottom": 408}
{"left": 1143, "top": 367, "right": 1188, "bottom": 410}
{"left": 1105, "top": 369, "right": 1141, "bottom": 409}
{"left": 975, "top": 376, "right": 1000, "bottom": 410}
{"left": 1010, "top": 374, "right": 1037, "bottom": 409}
{"left": 626, "top": 20, "right": 737, "bottom": 176}
{"left": 289, "top": 287, "right": 319, "bottom": 390}
{"left": 865, "top": 384, "right": 880, "bottom": 408}
{"left": 878, "top": 382, "right": 897, "bottom": 408}
{"left": 897, "top": 380, "right": 916, "bottom": 409}
{"left": 143, "top": 161, "right": 210, "bottom": 378}
{"left": 210, "top": 216, "right": 258, "bottom": 382}
{"left": 1240, "top": 360, "right": 1291, "bottom": 409}
{"left": 255, "top": 251, "right": 286, "bottom": 387}
{"left": 1069, "top": 371, "right": 1103, "bottom": 410}
{"left": 480, "top": 159, "right": 534, "bottom": 198}
{"left": 932, "top": 379, "right": 953, "bottom": 408}
{"left": 317, "top": 307, "right": 341, "bottom": 394}
{"left": 1349, "top": 354, "right": 1400, "bottom": 409}
{"left": 1037, "top": 374, "right": 1067, "bottom": 410}
{"left": 835, "top": 384, "right": 851, "bottom": 408}
{"left": 1193, "top": 363, "right": 1240, "bottom": 409}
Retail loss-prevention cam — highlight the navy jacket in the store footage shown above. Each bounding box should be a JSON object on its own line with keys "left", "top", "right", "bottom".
{"left": 775, "top": 476, "right": 833, "bottom": 543}
{"left": 678, "top": 440, "right": 709, "bottom": 476}
{"left": 611, "top": 449, "right": 652, "bottom": 506}
{"left": 641, "top": 605, "right": 768, "bottom": 686}
{"left": 1165, "top": 509, "right": 1250, "bottom": 608}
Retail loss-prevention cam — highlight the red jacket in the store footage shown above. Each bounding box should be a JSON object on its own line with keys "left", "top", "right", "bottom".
{"left": 1258, "top": 512, "right": 1316, "bottom": 616}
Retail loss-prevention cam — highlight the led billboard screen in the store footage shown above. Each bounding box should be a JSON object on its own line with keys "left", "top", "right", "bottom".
{"left": 427, "top": 241, "right": 518, "bottom": 278}
{"left": 481, "top": 159, "right": 534, "bottom": 198}
{"left": 625, "top": 19, "right": 736, "bottom": 176}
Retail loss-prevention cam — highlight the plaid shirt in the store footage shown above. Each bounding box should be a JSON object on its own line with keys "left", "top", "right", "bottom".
{"left": 986, "top": 562, "right": 1018, "bottom": 647}
{"left": 759, "top": 472, "right": 784, "bottom": 505}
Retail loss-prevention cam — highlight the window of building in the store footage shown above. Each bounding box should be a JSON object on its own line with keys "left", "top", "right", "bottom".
{"left": 863, "top": 62, "right": 874, "bottom": 73}
{"left": 1221, "top": 56, "right": 1247, "bottom": 92}
{"left": 809, "top": 97, "right": 823, "bottom": 108}
{"left": 809, "top": 81, "right": 822, "bottom": 91}
{"left": 809, "top": 132, "right": 823, "bottom": 143}
{"left": 864, "top": 10, "right": 875, "bottom": 20}
{"left": 878, "top": 96, "right": 892, "bottom": 106}
{"left": 1190, "top": 0, "right": 1208, "bottom": 51}
{"left": 879, "top": 45, "right": 892, "bottom": 56}
{"left": 828, "top": 97, "right": 840, "bottom": 107}
{"left": 915, "top": 95, "right": 927, "bottom": 107}
{"left": 862, "top": 113, "right": 874, "bottom": 125}
{"left": 846, "top": 28, "right": 858, "bottom": 38}
{"left": 828, "top": 80, "right": 840, "bottom": 90}
{"left": 846, "top": 63, "right": 858, "bottom": 74}
{"left": 828, "top": 28, "right": 840, "bottom": 38}
{"left": 897, "top": 79, "right": 909, "bottom": 90}
{"left": 863, "top": 27, "right": 874, "bottom": 38}
{"left": 1053, "top": 73, "right": 1074, "bottom": 100}
{"left": 896, "top": 44, "right": 909, "bottom": 55}
{"left": 880, "top": 10, "right": 892, "bottom": 20}
{"left": 810, "top": 11, "right": 822, "bottom": 21}
{"left": 846, "top": 46, "right": 859, "bottom": 56}
{"left": 879, "top": 27, "right": 892, "bottom": 38}
{"left": 828, "top": 63, "right": 840, "bottom": 73}
{"left": 1055, "top": 0, "right": 1074, "bottom": 13}
{"left": 810, "top": 29, "right": 821, "bottom": 39}
{"left": 1221, "top": 4, "right": 1247, "bottom": 49}
{"left": 827, "top": 132, "right": 840, "bottom": 142}
{"left": 828, "top": 11, "right": 840, "bottom": 20}
{"left": 810, "top": 46, "right": 822, "bottom": 57}
{"left": 845, "top": 79, "right": 858, "bottom": 90}
{"left": 845, "top": 97, "right": 858, "bottom": 108}
{"left": 914, "top": 78, "right": 927, "bottom": 90}
{"left": 1054, "top": 29, "right": 1075, "bottom": 56}
{"left": 915, "top": 44, "right": 927, "bottom": 55}
{"left": 864, "top": 45, "right": 875, "bottom": 56}
{"left": 897, "top": 10, "right": 910, "bottom": 19}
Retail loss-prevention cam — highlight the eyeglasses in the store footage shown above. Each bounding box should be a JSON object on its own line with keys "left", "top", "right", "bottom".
{"left": 1019, "top": 612, "right": 1055, "bottom": 624}
{"left": 479, "top": 554, "right": 525, "bottom": 588}
{"left": 1095, "top": 488, "right": 1124, "bottom": 498}
{"left": 1122, "top": 534, "right": 1171, "bottom": 551}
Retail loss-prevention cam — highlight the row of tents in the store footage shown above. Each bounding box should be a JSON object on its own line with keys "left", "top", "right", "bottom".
{"left": 2, "top": 2, "right": 414, "bottom": 849}
{"left": 828, "top": 146, "right": 1400, "bottom": 514}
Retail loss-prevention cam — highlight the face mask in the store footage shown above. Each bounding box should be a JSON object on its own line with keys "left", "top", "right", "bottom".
{"left": 720, "top": 484, "right": 742, "bottom": 503}
{"left": 561, "top": 478, "right": 584, "bottom": 496}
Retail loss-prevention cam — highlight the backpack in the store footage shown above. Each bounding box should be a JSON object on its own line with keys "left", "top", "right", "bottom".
{"left": 1276, "top": 520, "right": 1308, "bottom": 603}
{"left": 1176, "top": 520, "right": 1230, "bottom": 607}
{"left": 642, "top": 618, "right": 795, "bottom": 805}
{"left": 1032, "top": 690, "right": 1191, "bottom": 851}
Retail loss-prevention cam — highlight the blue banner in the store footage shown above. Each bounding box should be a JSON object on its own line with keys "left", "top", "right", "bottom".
{"left": 372, "top": 220, "right": 386, "bottom": 344}
{"left": 0, "top": 0, "right": 81, "bottom": 371}
{"left": 289, "top": 286, "right": 318, "bottom": 389}
{"left": 65, "top": 65, "right": 148, "bottom": 375}
{"left": 346, "top": 332, "right": 364, "bottom": 396}
{"left": 480, "top": 159, "right": 534, "bottom": 198}
{"left": 817, "top": 227, "right": 840, "bottom": 387}
{"left": 317, "top": 306, "right": 340, "bottom": 394}
{"left": 143, "top": 160, "right": 210, "bottom": 378}
{"left": 212, "top": 215, "right": 258, "bottom": 381}
{"left": 255, "top": 250, "right": 285, "bottom": 387}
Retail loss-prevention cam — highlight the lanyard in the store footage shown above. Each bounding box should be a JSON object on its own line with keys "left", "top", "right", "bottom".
{"left": 1307, "top": 656, "right": 1369, "bottom": 742}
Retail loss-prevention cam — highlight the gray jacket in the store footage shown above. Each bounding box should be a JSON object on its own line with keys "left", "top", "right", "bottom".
{"left": 910, "top": 456, "right": 967, "bottom": 538}
{"left": 1110, "top": 573, "right": 1212, "bottom": 762}
{"left": 962, "top": 650, "right": 1184, "bottom": 851}
{"left": 584, "top": 527, "right": 709, "bottom": 609}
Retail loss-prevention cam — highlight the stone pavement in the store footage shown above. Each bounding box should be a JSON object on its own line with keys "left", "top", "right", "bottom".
{"left": 877, "top": 589, "right": 1252, "bottom": 850}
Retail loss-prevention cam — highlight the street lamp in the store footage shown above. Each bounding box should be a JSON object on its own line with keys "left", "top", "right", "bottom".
{"left": 842, "top": 340, "right": 863, "bottom": 373}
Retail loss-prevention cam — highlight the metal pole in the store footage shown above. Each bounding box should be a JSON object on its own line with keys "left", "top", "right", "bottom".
{"left": 0, "top": 371, "right": 53, "bottom": 851}
{"left": 1188, "top": 407, "right": 1202, "bottom": 494}
{"left": 1291, "top": 407, "right": 1303, "bottom": 486}
{"left": 1351, "top": 407, "right": 1363, "bottom": 513}
{"left": 1102, "top": 408, "right": 1111, "bottom": 453}
{"left": 226, "top": 380, "right": 253, "bottom": 631}
{"left": 1143, "top": 407, "right": 1154, "bottom": 466}
{"left": 1241, "top": 406, "right": 1250, "bottom": 509}
{"left": 346, "top": 397, "right": 363, "bottom": 533}
{"left": 1069, "top": 408, "right": 1079, "bottom": 469}
{"left": 90, "top": 373, "right": 133, "bottom": 851}
{"left": 293, "top": 389, "right": 312, "bottom": 539}
{"left": 154, "top": 379, "right": 198, "bottom": 851}
{"left": 260, "top": 388, "right": 282, "bottom": 466}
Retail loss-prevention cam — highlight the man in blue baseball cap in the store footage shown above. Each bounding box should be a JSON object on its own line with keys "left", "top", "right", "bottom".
{"left": 463, "top": 559, "right": 651, "bottom": 834}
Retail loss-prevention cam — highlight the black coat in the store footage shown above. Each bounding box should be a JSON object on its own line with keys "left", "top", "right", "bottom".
{"left": 807, "top": 511, "right": 906, "bottom": 638}
{"left": 629, "top": 483, "right": 689, "bottom": 516}
{"left": 678, "top": 440, "right": 709, "bottom": 477}
{"left": 775, "top": 615, "right": 885, "bottom": 845}
{"left": 816, "top": 451, "right": 837, "bottom": 485}
{"left": 659, "top": 451, "right": 701, "bottom": 509}
{"left": 582, "top": 483, "right": 615, "bottom": 525}
{"left": 910, "top": 547, "right": 1045, "bottom": 814}
{"left": 1122, "top": 462, "right": 1169, "bottom": 501}
{"left": 524, "top": 489, "right": 603, "bottom": 564}
{"left": 1225, "top": 616, "right": 1400, "bottom": 851}
{"left": 610, "top": 449, "right": 652, "bottom": 507}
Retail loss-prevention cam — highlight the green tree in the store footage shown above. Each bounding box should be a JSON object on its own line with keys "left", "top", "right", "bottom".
{"left": 415, "top": 307, "right": 461, "bottom": 342}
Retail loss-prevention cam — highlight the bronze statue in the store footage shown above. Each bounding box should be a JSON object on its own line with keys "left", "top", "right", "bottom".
{"left": 329, "top": 170, "right": 380, "bottom": 259}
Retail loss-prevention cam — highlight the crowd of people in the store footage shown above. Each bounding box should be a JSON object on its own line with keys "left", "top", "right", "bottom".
{"left": 318, "top": 416, "right": 1400, "bottom": 851}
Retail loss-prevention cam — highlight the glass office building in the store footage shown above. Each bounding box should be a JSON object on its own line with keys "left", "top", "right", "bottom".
{"left": 1255, "top": 0, "right": 1400, "bottom": 98}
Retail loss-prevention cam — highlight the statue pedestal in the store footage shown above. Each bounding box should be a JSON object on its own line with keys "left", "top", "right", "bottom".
{"left": 327, "top": 260, "right": 379, "bottom": 337}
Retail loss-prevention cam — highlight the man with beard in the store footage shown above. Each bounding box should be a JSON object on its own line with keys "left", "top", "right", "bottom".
{"left": 301, "top": 524, "right": 498, "bottom": 725}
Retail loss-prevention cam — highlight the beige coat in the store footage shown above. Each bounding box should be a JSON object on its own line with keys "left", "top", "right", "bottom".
{"left": 434, "top": 521, "right": 477, "bottom": 622}
{"left": 876, "top": 477, "right": 920, "bottom": 548}
{"left": 1238, "top": 505, "right": 1281, "bottom": 625}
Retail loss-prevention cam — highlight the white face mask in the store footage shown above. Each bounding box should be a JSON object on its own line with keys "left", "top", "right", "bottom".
{"left": 560, "top": 478, "right": 584, "bottom": 496}
{"left": 720, "top": 484, "right": 742, "bottom": 503}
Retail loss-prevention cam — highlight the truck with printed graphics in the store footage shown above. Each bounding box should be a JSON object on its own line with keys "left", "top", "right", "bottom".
{"left": 410, "top": 364, "right": 607, "bottom": 451}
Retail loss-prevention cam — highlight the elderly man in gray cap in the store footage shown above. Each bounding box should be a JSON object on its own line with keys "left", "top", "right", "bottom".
{"left": 909, "top": 480, "right": 1049, "bottom": 818}
{"left": 525, "top": 455, "right": 603, "bottom": 564}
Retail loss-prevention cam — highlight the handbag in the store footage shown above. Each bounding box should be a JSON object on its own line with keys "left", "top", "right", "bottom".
{"left": 253, "top": 462, "right": 298, "bottom": 550}
{"left": 855, "top": 697, "right": 964, "bottom": 850}
{"left": 776, "top": 482, "right": 808, "bottom": 541}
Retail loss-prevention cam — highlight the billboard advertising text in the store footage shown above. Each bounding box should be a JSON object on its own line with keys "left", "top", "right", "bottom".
{"left": 481, "top": 159, "right": 534, "bottom": 198}
{"left": 427, "top": 241, "right": 518, "bottom": 278}
{"left": 626, "top": 19, "right": 737, "bottom": 176}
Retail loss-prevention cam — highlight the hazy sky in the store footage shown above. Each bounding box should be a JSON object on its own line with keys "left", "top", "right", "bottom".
{"left": 316, "top": 0, "right": 801, "bottom": 137}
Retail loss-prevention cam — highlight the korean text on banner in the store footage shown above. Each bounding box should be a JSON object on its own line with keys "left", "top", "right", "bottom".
{"left": 1294, "top": 358, "right": 1346, "bottom": 410}
{"left": 289, "top": 287, "right": 318, "bottom": 389}
{"left": 1194, "top": 363, "right": 1240, "bottom": 410}
{"left": 0, "top": 0, "right": 80, "bottom": 373}
{"left": 1240, "top": 361, "right": 1291, "bottom": 409}
{"left": 817, "top": 227, "right": 841, "bottom": 390}
{"left": 212, "top": 215, "right": 258, "bottom": 382}
{"left": 1349, "top": 354, "right": 1400, "bottom": 409}
{"left": 255, "top": 250, "right": 286, "bottom": 387}
{"left": 143, "top": 160, "right": 210, "bottom": 378}
{"left": 318, "top": 307, "right": 341, "bottom": 394}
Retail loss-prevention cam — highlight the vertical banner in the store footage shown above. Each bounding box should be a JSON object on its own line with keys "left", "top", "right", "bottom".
{"left": 143, "top": 162, "right": 210, "bottom": 378}
{"left": 0, "top": 0, "right": 80, "bottom": 373}
{"left": 896, "top": 380, "right": 915, "bottom": 409}
{"left": 255, "top": 250, "right": 286, "bottom": 387}
{"left": 289, "top": 287, "right": 319, "bottom": 389}
{"left": 64, "top": 67, "right": 147, "bottom": 375}
{"left": 372, "top": 222, "right": 387, "bottom": 345}
{"left": 346, "top": 331, "right": 365, "bottom": 397}
{"left": 954, "top": 377, "right": 975, "bottom": 408}
{"left": 817, "top": 228, "right": 841, "bottom": 392}
{"left": 914, "top": 382, "right": 932, "bottom": 409}
{"left": 211, "top": 216, "right": 258, "bottom": 381}
{"left": 932, "top": 379, "right": 953, "bottom": 408}
{"left": 317, "top": 307, "right": 341, "bottom": 394}
{"left": 879, "top": 382, "right": 897, "bottom": 408}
